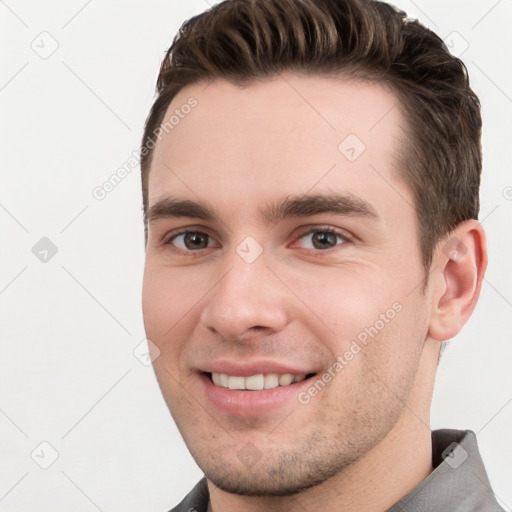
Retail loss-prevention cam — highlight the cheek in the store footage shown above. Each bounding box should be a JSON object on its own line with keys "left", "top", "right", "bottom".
{"left": 350, "top": 288, "right": 429, "bottom": 394}
{"left": 289, "top": 264, "right": 428, "bottom": 375}
{"left": 326, "top": 300, "right": 427, "bottom": 430}
{"left": 288, "top": 266, "right": 400, "bottom": 339}
{"left": 142, "top": 270, "right": 187, "bottom": 377}
{"left": 142, "top": 264, "right": 204, "bottom": 339}
{"left": 142, "top": 266, "right": 200, "bottom": 412}
{"left": 142, "top": 263, "right": 219, "bottom": 390}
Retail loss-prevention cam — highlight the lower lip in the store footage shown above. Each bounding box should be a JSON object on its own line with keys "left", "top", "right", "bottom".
{"left": 199, "top": 373, "right": 314, "bottom": 417}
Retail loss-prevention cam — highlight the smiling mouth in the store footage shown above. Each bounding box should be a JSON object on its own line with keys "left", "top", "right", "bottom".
{"left": 206, "top": 372, "right": 317, "bottom": 391}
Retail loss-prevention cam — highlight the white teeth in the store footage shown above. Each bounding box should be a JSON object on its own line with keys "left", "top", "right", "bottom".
{"left": 227, "top": 376, "right": 245, "bottom": 390}
{"left": 264, "top": 373, "right": 279, "bottom": 389}
{"left": 219, "top": 373, "right": 228, "bottom": 387}
{"left": 278, "top": 374, "right": 294, "bottom": 386}
{"left": 245, "top": 374, "right": 264, "bottom": 390}
{"left": 211, "top": 372, "right": 310, "bottom": 390}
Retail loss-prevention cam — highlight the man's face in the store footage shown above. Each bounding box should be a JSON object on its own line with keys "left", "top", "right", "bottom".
{"left": 142, "top": 75, "right": 433, "bottom": 495}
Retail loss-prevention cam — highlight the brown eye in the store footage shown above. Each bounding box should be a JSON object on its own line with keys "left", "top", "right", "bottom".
{"left": 297, "top": 229, "right": 347, "bottom": 250}
{"left": 169, "top": 232, "right": 212, "bottom": 250}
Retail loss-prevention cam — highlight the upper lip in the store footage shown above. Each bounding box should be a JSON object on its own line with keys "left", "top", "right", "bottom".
{"left": 198, "top": 359, "right": 318, "bottom": 377}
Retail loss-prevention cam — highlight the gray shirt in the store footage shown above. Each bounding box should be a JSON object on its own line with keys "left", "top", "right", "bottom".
{"left": 168, "top": 429, "right": 505, "bottom": 511}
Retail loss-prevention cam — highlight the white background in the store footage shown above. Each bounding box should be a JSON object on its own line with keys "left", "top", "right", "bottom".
{"left": 1, "top": 1, "right": 511, "bottom": 510}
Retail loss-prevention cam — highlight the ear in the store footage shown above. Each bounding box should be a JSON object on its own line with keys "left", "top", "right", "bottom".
{"left": 428, "top": 220, "right": 488, "bottom": 342}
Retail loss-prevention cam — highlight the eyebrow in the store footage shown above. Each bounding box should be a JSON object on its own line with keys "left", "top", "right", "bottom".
{"left": 146, "top": 193, "right": 379, "bottom": 225}
{"left": 146, "top": 197, "right": 215, "bottom": 223}
{"left": 262, "top": 193, "right": 379, "bottom": 224}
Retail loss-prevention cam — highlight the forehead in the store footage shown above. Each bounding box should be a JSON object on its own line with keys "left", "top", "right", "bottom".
{"left": 148, "top": 74, "right": 409, "bottom": 219}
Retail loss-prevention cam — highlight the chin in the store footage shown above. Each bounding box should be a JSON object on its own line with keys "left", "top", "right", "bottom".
{"left": 197, "top": 444, "right": 361, "bottom": 497}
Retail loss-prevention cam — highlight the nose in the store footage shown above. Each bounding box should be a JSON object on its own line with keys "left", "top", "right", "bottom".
{"left": 199, "top": 249, "right": 289, "bottom": 343}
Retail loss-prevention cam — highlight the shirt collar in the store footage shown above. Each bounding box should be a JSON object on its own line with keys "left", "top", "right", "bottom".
{"left": 388, "top": 429, "right": 503, "bottom": 511}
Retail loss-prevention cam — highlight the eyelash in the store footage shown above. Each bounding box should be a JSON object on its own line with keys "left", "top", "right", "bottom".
{"left": 163, "top": 225, "right": 351, "bottom": 254}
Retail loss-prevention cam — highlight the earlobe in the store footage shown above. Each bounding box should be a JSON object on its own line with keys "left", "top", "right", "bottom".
{"left": 428, "top": 220, "right": 487, "bottom": 342}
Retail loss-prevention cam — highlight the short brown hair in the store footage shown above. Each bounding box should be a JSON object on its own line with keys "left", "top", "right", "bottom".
{"left": 140, "top": 0, "right": 482, "bottom": 270}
